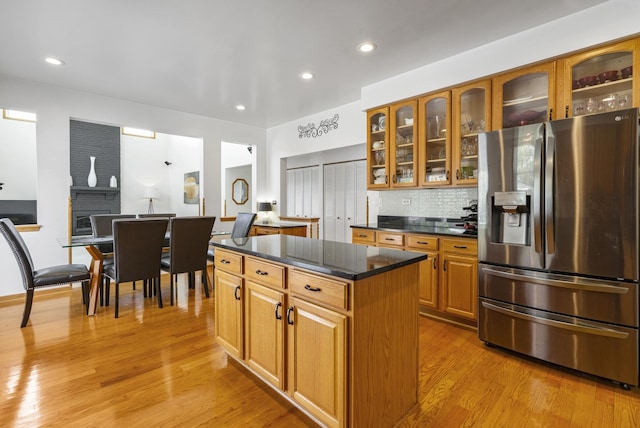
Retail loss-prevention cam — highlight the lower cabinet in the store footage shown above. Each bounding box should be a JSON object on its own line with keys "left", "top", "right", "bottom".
{"left": 214, "top": 269, "right": 244, "bottom": 359}
{"left": 441, "top": 239, "right": 478, "bottom": 321}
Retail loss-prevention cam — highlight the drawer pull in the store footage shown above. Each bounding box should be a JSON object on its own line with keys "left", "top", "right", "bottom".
{"left": 255, "top": 269, "right": 269, "bottom": 276}
{"left": 220, "top": 259, "right": 231, "bottom": 264}
{"left": 286, "top": 306, "right": 295, "bottom": 325}
{"left": 453, "top": 245, "right": 468, "bottom": 249}
{"left": 275, "top": 302, "right": 282, "bottom": 320}
{"left": 304, "top": 284, "right": 322, "bottom": 292}
{"left": 385, "top": 238, "right": 396, "bottom": 241}
{"left": 234, "top": 285, "right": 241, "bottom": 300}
{"left": 358, "top": 234, "right": 367, "bottom": 238}
{"left": 416, "top": 241, "right": 429, "bottom": 245}
{"left": 433, "top": 257, "right": 437, "bottom": 269}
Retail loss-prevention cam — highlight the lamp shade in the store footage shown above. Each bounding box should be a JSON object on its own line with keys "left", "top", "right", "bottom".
{"left": 143, "top": 186, "right": 160, "bottom": 199}
{"left": 258, "top": 202, "right": 272, "bottom": 212}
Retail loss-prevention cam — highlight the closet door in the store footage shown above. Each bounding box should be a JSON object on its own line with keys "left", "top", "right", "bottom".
{"left": 286, "top": 170, "right": 296, "bottom": 217}
{"left": 323, "top": 164, "right": 337, "bottom": 241}
{"left": 334, "top": 163, "right": 347, "bottom": 243}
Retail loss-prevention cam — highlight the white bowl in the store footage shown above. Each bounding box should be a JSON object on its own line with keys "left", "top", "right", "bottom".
{"left": 404, "top": 118, "right": 414, "bottom": 126}
{"left": 374, "top": 168, "right": 386, "bottom": 177}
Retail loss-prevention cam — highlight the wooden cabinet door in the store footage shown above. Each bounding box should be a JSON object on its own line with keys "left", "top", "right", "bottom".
{"left": 214, "top": 270, "right": 244, "bottom": 358}
{"left": 389, "top": 99, "right": 418, "bottom": 187}
{"left": 419, "top": 251, "right": 439, "bottom": 309}
{"left": 441, "top": 253, "right": 478, "bottom": 320}
{"left": 245, "top": 281, "right": 285, "bottom": 389}
{"left": 287, "top": 297, "right": 346, "bottom": 428}
{"left": 418, "top": 90, "right": 451, "bottom": 187}
{"left": 367, "top": 107, "right": 390, "bottom": 189}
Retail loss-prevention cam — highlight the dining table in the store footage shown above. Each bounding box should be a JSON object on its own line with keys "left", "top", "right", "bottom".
{"left": 58, "top": 231, "right": 230, "bottom": 316}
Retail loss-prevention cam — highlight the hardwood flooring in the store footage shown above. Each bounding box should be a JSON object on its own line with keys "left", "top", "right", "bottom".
{"left": 1, "top": 278, "right": 639, "bottom": 427}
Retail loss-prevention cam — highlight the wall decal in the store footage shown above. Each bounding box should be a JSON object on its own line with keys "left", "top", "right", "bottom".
{"left": 298, "top": 114, "right": 339, "bottom": 138}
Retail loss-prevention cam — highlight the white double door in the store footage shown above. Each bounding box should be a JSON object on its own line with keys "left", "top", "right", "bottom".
{"left": 324, "top": 160, "right": 366, "bottom": 243}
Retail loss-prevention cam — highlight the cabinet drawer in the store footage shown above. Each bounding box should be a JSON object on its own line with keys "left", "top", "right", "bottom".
{"left": 406, "top": 234, "right": 438, "bottom": 251}
{"left": 352, "top": 228, "right": 376, "bottom": 244}
{"left": 377, "top": 231, "right": 405, "bottom": 247}
{"left": 214, "top": 249, "right": 243, "bottom": 274}
{"left": 289, "top": 269, "right": 348, "bottom": 310}
{"left": 245, "top": 257, "right": 285, "bottom": 289}
{"left": 442, "top": 238, "right": 477, "bottom": 256}
{"left": 254, "top": 226, "right": 280, "bottom": 235}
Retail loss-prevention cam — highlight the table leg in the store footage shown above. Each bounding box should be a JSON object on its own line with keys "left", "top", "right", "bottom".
{"left": 84, "top": 245, "right": 104, "bottom": 316}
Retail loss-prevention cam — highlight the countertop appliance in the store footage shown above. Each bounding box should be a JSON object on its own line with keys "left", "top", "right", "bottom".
{"left": 477, "top": 108, "right": 639, "bottom": 389}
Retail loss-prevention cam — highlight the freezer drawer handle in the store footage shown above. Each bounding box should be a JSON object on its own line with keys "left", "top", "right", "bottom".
{"left": 482, "top": 266, "right": 629, "bottom": 295}
{"left": 481, "top": 301, "right": 629, "bottom": 339}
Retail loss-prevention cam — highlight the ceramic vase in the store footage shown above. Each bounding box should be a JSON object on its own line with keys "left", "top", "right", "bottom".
{"left": 88, "top": 156, "right": 97, "bottom": 187}
{"left": 109, "top": 175, "right": 117, "bottom": 188}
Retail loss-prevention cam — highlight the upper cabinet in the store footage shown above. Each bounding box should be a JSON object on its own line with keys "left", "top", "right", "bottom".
{"left": 492, "top": 61, "right": 556, "bottom": 129}
{"left": 389, "top": 100, "right": 418, "bottom": 187}
{"left": 418, "top": 91, "right": 451, "bottom": 187}
{"left": 367, "top": 107, "right": 389, "bottom": 189}
{"left": 559, "top": 39, "right": 639, "bottom": 118}
{"left": 451, "top": 80, "right": 491, "bottom": 186}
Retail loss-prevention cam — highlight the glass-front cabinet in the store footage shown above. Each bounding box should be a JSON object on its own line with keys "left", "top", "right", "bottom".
{"left": 367, "top": 107, "right": 389, "bottom": 189}
{"left": 492, "top": 62, "right": 555, "bottom": 129}
{"left": 418, "top": 91, "right": 451, "bottom": 187}
{"left": 560, "top": 39, "right": 639, "bottom": 118}
{"left": 390, "top": 100, "right": 417, "bottom": 187}
{"left": 452, "top": 80, "right": 491, "bottom": 186}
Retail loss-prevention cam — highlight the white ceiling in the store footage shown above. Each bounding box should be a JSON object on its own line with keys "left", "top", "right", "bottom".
{"left": 0, "top": 0, "right": 607, "bottom": 128}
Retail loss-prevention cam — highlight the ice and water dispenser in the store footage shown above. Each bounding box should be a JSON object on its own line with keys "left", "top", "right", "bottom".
{"left": 490, "top": 191, "right": 530, "bottom": 245}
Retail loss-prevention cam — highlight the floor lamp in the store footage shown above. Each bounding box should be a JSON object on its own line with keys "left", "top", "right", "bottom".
{"left": 143, "top": 186, "right": 159, "bottom": 214}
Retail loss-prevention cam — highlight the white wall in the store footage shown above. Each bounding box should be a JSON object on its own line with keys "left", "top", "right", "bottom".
{"left": 225, "top": 165, "right": 252, "bottom": 217}
{"left": 0, "top": 76, "right": 265, "bottom": 297}
{"left": 0, "top": 113, "right": 37, "bottom": 199}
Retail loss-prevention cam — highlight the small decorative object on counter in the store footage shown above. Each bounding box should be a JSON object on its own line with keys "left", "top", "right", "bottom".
{"left": 109, "top": 175, "right": 117, "bottom": 188}
{"left": 87, "top": 156, "right": 97, "bottom": 187}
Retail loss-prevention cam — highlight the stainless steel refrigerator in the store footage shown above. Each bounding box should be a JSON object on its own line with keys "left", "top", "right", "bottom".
{"left": 477, "top": 108, "right": 639, "bottom": 389}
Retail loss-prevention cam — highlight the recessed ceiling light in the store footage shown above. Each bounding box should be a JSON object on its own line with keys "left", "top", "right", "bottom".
{"left": 357, "top": 42, "right": 376, "bottom": 53}
{"left": 300, "top": 72, "right": 315, "bottom": 80}
{"left": 45, "top": 57, "right": 65, "bottom": 66}
{"left": 236, "top": 104, "right": 246, "bottom": 111}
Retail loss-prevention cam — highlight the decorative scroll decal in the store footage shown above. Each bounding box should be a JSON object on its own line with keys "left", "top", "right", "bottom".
{"left": 298, "top": 114, "right": 339, "bottom": 139}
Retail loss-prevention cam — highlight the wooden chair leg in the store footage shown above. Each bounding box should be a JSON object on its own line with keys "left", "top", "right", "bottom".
{"left": 21, "top": 289, "right": 34, "bottom": 328}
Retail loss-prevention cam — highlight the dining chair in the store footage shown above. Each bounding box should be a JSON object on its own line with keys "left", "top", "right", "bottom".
{"left": 205, "top": 212, "right": 256, "bottom": 284}
{"left": 102, "top": 218, "right": 168, "bottom": 318}
{"left": 0, "top": 218, "right": 91, "bottom": 327}
{"left": 161, "top": 216, "right": 216, "bottom": 305}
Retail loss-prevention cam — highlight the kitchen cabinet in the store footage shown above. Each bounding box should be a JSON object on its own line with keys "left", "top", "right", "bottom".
{"left": 559, "top": 38, "right": 639, "bottom": 118}
{"left": 406, "top": 234, "right": 439, "bottom": 309}
{"left": 418, "top": 90, "right": 451, "bottom": 187}
{"left": 367, "top": 107, "right": 390, "bottom": 189}
{"left": 492, "top": 61, "right": 556, "bottom": 129}
{"left": 451, "top": 79, "right": 491, "bottom": 186}
{"left": 441, "top": 238, "right": 478, "bottom": 321}
{"left": 214, "top": 250, "right": 244, "bottom": 359}
{"left": 250, "top": 224, "right": 308, "bottom": 237}
{"left": 389, "top": 100, "right": 418, "bottom": 187}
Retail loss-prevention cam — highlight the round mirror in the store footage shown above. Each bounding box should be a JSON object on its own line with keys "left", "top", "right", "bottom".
{"left": 232, "top": 178, "right": 248, "bottom": 205}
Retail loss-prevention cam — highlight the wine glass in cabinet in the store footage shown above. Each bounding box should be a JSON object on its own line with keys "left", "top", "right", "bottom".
{"left": 418, "top": 91, "right": 450, "bottom": 187}
{"left": 390, "top": 100, "right": 417, "bottom": 187}
{"left": 367, "top": 107, "right": 390, "bottom": 189}
{"left": 560, "top": 38, "right": 638, "bottom": 118}
{"left": 492, "top": 61, "right": 555, "bottom": 130}
{"left": 452, "top": 80, "right": 491, "bottom": 186}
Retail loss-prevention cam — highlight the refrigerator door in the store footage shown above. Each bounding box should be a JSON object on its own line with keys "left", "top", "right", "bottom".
{"left": 545, "top": 109, "right": 638, "bottom": 280}
{"left": 478, "top": 123, "right": 545, "bottom": 270}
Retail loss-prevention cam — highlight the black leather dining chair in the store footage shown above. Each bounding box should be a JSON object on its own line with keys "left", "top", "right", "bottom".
{"left": 102, "top": 218, "right": 168, "bottom": 318}
{"left": 205, "top": 212, "right": 256, "bottom": 285}
{"left": 161, "top": 216, "right": 216, "bottom": 305}
{"left": 0, "top": 218, "right": 91, "bottom": 327}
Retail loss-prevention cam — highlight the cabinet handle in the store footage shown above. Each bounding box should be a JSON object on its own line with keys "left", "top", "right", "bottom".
{"left": 443, "top": 260, "right": 447, "bottom": 271}
{"left": 455, "top": 169, "right": 460, "bottom": 180}
{"left": 255, "top": 269, "right": 268, "bottom": 276}
{"left": 416, "top": 241, "right": 429, "bottom": 245}
{"left": 304, "top": 284, "right": 322, "bottom": 292}
{"left": 453, "top": 245, "right": 467, "bottom": 249}
{"left": 548, "top": 108, "right": 553, "bottom": 121}
{"left": 286, "top": 306, "right": 294, "bottom": 325}
{"left": 275, "top": 302, "right": 282, "bottom": 320}
{"left": 565, "top": 105, "right": 569, "bottom": 118}
{"left": 385, "top": 237, "right": 395, "bottom": 241}
{"left": 446, "top": 170, "right": 450, "bottom": 181}
{"left": 433, "top": 257, "right": 437, "bottom": 269}
{"left": 234, "top": 285, "right": 241, "bottom": 300}
{"left": 392, "top": 174, "right": 396, "bottom": 183}
{"left": 220, "top": 259, "right": 230, "bottom": 264}
{"left": 358, "top": 234, "right": 367, "bottom": 238}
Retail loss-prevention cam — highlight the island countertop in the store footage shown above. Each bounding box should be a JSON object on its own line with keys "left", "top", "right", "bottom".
{"left": 210, "top": 234, "right": 427, "bottom": 281}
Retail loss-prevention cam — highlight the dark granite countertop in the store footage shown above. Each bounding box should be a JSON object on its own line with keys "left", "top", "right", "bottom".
{"left": 253, "top": 221, "right": 307, "bottom": 229}
{"left": 352, "top": 216, "right": 477, "bottom": 239}
{"left": 210, "top": 234, "right": 427, "bottom": 281}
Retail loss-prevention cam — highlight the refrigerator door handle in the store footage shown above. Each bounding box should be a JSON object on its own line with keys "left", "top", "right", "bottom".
{"left": 545, "top": 133, "right": 555, "bottom": 254}
{"left": 481, "top": 301, "right": 629, "bottom": 339}
{"left": 533, "top": 134, "right": 543, "bottom": 254}
{"left": 481, "top": 266, "right": 629, "bottom": 294}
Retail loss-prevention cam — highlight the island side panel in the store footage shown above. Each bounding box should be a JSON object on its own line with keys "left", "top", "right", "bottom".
{"left": 350, "top": 262, "right": 419, "bottom": 427}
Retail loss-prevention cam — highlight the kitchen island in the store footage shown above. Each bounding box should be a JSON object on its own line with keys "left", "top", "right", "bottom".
{"left": 211, "top": 235, "right": 426, "bottom": 428}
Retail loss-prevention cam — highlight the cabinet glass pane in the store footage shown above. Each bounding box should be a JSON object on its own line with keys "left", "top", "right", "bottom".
{"left": 458, "top": 88, "right": 484, "bottom": 180}
{"left": 424, "top": 98, "right": 447, "bottom": 183}
{"left": 394, "top": 105, "right": 415, "bottom": 184}
{"left": 370, "top": 112, "right": 387, "bottom": 185}
{"left": 502, "top": 73, "right": 549, "bottom": 128}
{"left": 572, "top": 52, "right": 633, "bottom": 116}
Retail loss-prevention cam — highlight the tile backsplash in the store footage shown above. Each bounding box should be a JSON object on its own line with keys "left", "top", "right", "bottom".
{"left": 377, "top": 188, "right": 478, "bottom": 219}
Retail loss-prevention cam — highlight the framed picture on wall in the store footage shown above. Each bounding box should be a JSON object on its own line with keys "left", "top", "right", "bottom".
{"left": 184, "top": 171, "right": 200, "bottom": 204}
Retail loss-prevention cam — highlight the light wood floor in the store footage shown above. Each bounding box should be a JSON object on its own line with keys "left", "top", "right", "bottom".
{"left": 1, "top": 278, "right": 639, "bottom": 427}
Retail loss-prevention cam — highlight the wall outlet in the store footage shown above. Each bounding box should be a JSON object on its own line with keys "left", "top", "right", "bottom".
{"left": 402, "top": 198, "right": 411, "bottom": 205}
